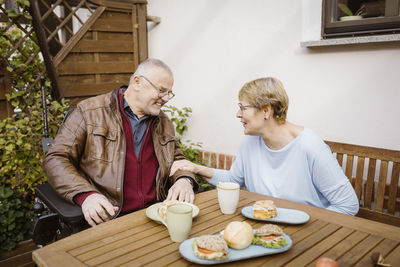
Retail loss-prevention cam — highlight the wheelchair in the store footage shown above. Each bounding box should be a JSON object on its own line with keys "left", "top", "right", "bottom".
{"left": 31, "top": 78, "right": 87, "bottom": 246}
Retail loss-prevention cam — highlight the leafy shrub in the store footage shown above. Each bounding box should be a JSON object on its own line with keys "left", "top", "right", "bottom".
{"left": 162, "top": 105, "right": 213, "bottom": 190}
{"left": 0, "top": 97, "right": 69, "bottom": 193}
{"left": 0, "top": 1, "right": 69, "bottom": 251}
{"left": 0, "top": 187, "right": 33, "bottom": 251}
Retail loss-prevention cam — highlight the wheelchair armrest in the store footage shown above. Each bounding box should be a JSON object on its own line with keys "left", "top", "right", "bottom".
{"left": 35, "top": 183, "right": 84, "bottom": 225}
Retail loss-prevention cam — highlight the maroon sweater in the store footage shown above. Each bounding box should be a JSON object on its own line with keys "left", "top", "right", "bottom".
{"left": 74, "top": 88, "right": 158, "bottom": 212}
{"left": 118, "top": 89, "right": 158, "bottom": 212}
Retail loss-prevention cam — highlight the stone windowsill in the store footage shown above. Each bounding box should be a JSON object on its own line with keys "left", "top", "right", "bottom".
{"left": 300, "top": 33, "right": 400, "bottom": 47}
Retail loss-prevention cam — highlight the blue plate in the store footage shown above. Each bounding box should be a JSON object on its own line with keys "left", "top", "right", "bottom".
{"left": 241, "top": 206, "right": 310, "bottom": 224}
{"left": 179, "top": 232, "right": 292, "bottom": 265}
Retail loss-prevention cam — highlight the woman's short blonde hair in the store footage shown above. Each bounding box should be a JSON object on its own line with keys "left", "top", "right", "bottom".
{"left": 239, "top": 77, "right": 289, "bottom": 124}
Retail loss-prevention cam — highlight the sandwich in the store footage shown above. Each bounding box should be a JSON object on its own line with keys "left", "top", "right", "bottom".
{"left": 252, "top": 224, "right": 287, "bottom": 248}
{"left": 253, "top": 200, "right": 277, "bottom": 219}
{"left": 223, "top": 221, "right": 254, "bottom": 250}
{"left": 192, "top": 235, "right": 229, "bottom": 260}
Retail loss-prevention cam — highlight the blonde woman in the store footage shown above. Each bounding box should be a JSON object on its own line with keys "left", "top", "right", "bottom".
{"left": 169, "top": 77, "right": 359, "bottom": 215}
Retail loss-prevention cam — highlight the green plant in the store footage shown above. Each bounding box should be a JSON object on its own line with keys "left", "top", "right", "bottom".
{"left": 0, "top": 187, "right": 33, "bottom": 251}
{"left": 162, "top": 105, "right": 212, "bottom": 190}
{"left": 0, "top": 1, "right": 69, "bottom": 251}
{"left": 338, "top": 3, "right": 365, "bottom": 17}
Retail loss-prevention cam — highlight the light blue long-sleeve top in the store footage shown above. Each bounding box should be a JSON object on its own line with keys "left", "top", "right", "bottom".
{"left": 210, "top": 128, "right": 359, "bottom": 215}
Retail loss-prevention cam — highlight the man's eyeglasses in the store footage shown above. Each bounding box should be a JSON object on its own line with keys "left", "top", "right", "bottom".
{"left": 238, "top": 103, "right": 256, "bottom": 112}
{"left": 139, "top": 75, "right": 175, "bottom": 100}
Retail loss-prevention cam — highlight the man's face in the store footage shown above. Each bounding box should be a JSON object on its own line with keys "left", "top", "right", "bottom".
{"left": 134, "top": 68, "right": 174, "bottom": 117}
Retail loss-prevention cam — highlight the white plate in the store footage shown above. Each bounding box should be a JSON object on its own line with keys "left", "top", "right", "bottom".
{"left": 179, "top": 232, "right": 292, "bottom": 265}
{"left": 145, "top": 202, "right": 200, "bottom": 224}
{"left": 241, "top": 206, "right": 310, "bottom": 224}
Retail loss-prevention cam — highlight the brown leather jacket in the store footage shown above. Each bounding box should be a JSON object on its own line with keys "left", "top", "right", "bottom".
{"left": 43, "top": 87, "right": 197, "bottom": 216}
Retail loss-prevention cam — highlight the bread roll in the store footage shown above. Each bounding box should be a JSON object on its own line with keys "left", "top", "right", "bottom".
{"left": 223, "top": 221, "right": 253, "bottom": 249}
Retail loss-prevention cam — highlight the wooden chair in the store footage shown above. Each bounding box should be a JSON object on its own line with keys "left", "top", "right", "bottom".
{"left": 325, "top": 141, "right": 400, "bottom": 227}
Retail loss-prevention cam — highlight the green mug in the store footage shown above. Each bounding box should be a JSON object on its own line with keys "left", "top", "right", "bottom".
{"left": 160, "top": 204, "right": 193, "bottom": 242}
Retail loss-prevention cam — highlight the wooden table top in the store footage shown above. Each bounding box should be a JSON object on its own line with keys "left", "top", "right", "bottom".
{"left": 33, "top": 189, "right": 400, "bottom": 266}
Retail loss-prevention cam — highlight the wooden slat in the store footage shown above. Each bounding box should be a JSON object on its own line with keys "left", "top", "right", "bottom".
{"left": 99, "top": 53, "right": 134, "bottom": 61}
{"left": 137, "top": 3, "right": 148, "bottom": 61}
{"left": 59, "top": 74, "right": 96, "bottom": 84}
{"left": 357, "top": 208, "right": 400, "bottom": 227}
{"left": 285, "top": 227, "right": 353, "bottom": 267}
{"left": 337, "top": 234, "right": 383, "bottom": 266}
{"left": 325, "top": 141, "right": 400, "bottom": 163}
{"left": 91, "top": 18, "right": 132, "bottom": 32}
{"left": 336, "top": 153, "right": 343, "bottom": 167}
{"left": 71, "top": 39, "right": 134, "bottom": 52}
{"left": 364, "top": 158, "right": 376, "bottom": 209}
{"left": 388, "top": 162, "right": 400, "bottom": 214}
{"left": 93, "top": 31, "right": 100, "bottom": 84}
{"left": 63, "top": 52, "right": 94, "bottom": 62}
{"left": 345, "top": 155, "right": 354, "bottom": 182}
{"left": 375, "top": 160, "right": 388, "bottom": 212}
{"left": 53, "top": 6, "right": 106, "bottom": 68}
{"left": 355, "top": 157, "right": 365, "bottom": 201}
{"left": 89, "top": 0, "right": 148, "bottom": 9}
{"left": 59, "top": 73, "right": 130, "bottom": 85}
{"left": 96, "top": 31, "right": 133, "bottom": 40}
{"left": 132, "top": 5, "right": 139, "bottom": 68}
{"left": 61, "top": 82, "right": 120, "bottom": 97}
{"left": 61, "top": 52, "right": 134, "bottom": 63}
{"left": 58, "top": 61, "right": 135, "bottom": 75}
{"left": 385, "top": 244, "right": 400, "bottom": 266}
{"left": 306, "top": 230, "right": 368, "bottom": 267}
{"left": 353, "top": 238, "right": 399, "bottom": 267}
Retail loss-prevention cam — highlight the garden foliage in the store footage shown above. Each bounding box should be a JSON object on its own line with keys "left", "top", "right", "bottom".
{"left": 0, "top": 0, "right": 69, "bottom": 251}
{"left": 162, "top": 105, "right": 211, "bottom": 190}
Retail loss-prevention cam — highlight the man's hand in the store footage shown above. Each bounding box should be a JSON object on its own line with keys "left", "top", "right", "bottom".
{"left": 166, "top": 178, "right": 195, "bottom": 203}
{"left": 81, "top": 193, "right": 119, "bottom": 227}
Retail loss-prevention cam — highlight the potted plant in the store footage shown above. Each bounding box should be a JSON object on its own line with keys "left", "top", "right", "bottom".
{"left": 338, "top": 3, "right": 365, "bottom": 21}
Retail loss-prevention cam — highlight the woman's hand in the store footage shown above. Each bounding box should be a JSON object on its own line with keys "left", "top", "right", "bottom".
{"left": 170, "top": 159, "right": 214, "bottom": 180}
{"left": 169, "top": 159, "right": 198, "bottom": 176}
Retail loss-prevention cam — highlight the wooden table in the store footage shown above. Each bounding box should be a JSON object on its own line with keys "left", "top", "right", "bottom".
{"left": 33, "top": 189, "right": 400, "bottom": 266}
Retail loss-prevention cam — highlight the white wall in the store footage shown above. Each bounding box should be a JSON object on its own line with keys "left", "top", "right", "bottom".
{"left": 147, "top": 0, "right": 400, "bottom": 155}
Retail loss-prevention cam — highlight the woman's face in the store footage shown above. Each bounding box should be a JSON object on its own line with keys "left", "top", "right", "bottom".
{"left": 236, "top": 99, "right": 265, "bottom": 136}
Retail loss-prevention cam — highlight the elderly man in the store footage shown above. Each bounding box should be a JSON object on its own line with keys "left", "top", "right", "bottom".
{"left": 44, "top": 58, "right": 198, "bottom": 227}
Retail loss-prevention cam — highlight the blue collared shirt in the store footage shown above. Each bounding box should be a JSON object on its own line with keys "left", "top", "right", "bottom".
{"left": 122, "top": 91, "right": 151, "bottom": 157}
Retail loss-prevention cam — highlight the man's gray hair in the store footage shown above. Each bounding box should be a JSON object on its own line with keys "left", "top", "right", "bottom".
{"left": 129, "top": 58, "right": 173, "bottom": 85}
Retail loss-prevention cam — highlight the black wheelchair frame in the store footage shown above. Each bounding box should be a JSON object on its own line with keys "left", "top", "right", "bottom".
{"left": 31, "top": 78, "right": 86, "bottom": 246}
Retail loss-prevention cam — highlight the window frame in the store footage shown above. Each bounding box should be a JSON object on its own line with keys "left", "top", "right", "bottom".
{"left": 323, "top": 0, "right": 400, "bottom": 38}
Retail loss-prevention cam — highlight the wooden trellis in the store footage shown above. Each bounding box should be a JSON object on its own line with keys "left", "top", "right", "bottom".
{"left": 30, "top": 0, "right": 149, "bottom": 106}
{"left": 0, "top": 3, "right": 47, "bottom": 119}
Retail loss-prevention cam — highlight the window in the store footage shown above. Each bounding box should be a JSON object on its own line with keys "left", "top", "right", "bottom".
{"left": 323, "top": 0, "right": 400, "bottom": 38}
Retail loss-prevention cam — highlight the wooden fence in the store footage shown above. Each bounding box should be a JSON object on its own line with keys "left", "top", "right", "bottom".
{"left": 0, "top": 0, "right": 149, "bottom": 117}
{"left": 30, "top": 0, "right": 148, "bottom": 106}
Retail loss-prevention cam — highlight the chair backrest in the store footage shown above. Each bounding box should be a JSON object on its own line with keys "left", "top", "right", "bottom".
{"left": 42, "top": 108, "right": 76, "bottom": 154}
{"left": 325, "top": 141, "right": 400, "bottom": 226}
